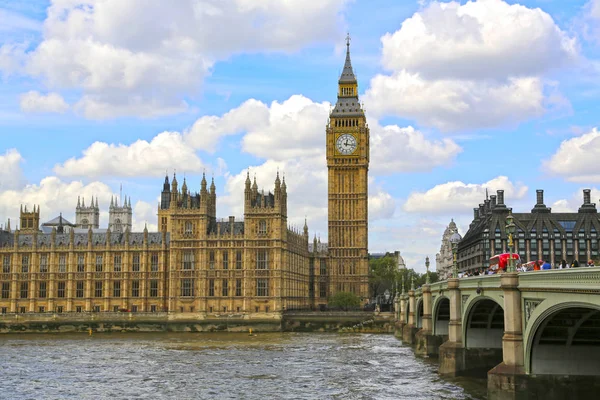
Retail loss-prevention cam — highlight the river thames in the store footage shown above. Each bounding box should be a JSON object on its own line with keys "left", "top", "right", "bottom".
{"left": 0, "top": 333, "right": 486, "bottom": 399}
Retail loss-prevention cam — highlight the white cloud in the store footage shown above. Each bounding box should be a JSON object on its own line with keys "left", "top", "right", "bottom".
{"left": 365, "top": 0, "right": 577, "bottom": 132}
{"left": 381, "top": 0, "right": 577, "bottom": 81}
{"left": 133, "top": 200, "right": 158, "bottom": 232}
{"left": 4, "top": 0, "right": 348, "bottom": 119}
{"left": 544, "top": 128, "right": 600, "bottom": 182}
{"left": 369, "top": 186, "right": 396, "bottom": 220}
{"left": 403, "top": 176, "right": 528, "bottom": 214}
{"left": 54, "top": 131, "right": 205, "bottom": 178}
{"left": 19, "top": 90, "right": 69, "bottom": 113}
{"left": 365, "top": 72, "right": 545, "bottom": 131}
{"left": 0, "top": 176, "right": 115, "bottom": 228}
{"left": 370, "top": 123, "right": 462, "bottom": 173}
{"left": 592, "top": 0, "right": 600, "bottom": 19}
{"left": 550, "top": 188, "right": 600, "bottom": 213}
{"left": 0, "top": 149, "right": 25, "bottom": 191}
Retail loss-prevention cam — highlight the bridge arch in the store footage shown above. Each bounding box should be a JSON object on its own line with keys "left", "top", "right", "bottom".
{"left": 462, "top": 296, "right": 504, "bottom": 349}
{"left": 416, "top": 298, "right": 424, "bottom": 329}
{"left": 432, "top": 296, "right": 450, "bottom": 335}
{"left": 525, "top": 301, "right": 600, "bottom": 375}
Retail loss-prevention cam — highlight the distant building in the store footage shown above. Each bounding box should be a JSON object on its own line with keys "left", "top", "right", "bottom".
{"left": 75, "top": 196, "right": 99, "bottom": 229}
{"left": 369, "top": 251, "right": 406, "bottom": 270}
{"left": 436, "top": 220, "right": 459, "bottom": 279}
{"left": 458, "top": 189, "right": 600, "bottom": 273}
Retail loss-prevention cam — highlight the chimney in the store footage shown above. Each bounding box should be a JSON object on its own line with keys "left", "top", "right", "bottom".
{"left": 497, "top": 190, "right": 504, "bottom": 205}
{"left": 490, "top": 195, "right": 497, "bottom": 208}
{"left": 536, "top": 190, "right": 544, "bottom": 205}
{"left": 474, "top": 208, "right": 479, "bottom": 220}
{"left": 584, "top": 189, "right": 591, "bottom": 205}
{"left": 479, "top": 203, "right": 485, "bottom": 218}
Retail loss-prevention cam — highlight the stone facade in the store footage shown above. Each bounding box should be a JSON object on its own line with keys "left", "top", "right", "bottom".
{"left": 436, "top": 220, "right": 459, "bottom": 279}
{"left": 108, "top": 195, "right": 132, "bottom": 233}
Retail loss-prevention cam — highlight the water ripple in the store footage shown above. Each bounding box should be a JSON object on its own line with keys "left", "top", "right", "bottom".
{"left": 0, "top": 332, "right": 485, "bottom": 400}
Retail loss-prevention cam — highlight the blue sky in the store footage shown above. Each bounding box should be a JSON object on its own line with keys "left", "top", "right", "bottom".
{"left": 1, "top": 0, "right": 600, "bottom": 271}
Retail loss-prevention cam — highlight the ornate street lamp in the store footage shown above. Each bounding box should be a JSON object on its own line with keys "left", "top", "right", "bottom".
{"left": 425, "top": 256, "right": 431, "bottom": 284}
{"left": 449, "top": 231, "right": 462, "bottom": 278}
{"left": 506, "top": 213, "right": 516, "bottom": 272}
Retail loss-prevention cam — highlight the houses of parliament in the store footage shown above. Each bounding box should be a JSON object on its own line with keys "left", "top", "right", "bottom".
{"left": 0, "top": 38, "right": 370, "bottom": 316}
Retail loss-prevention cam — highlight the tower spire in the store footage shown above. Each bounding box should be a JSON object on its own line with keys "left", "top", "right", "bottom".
{"left": 339, "top": 32, "right": 357, "bottom": 85}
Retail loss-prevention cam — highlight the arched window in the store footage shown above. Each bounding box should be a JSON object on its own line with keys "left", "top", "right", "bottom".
{"left": 258, "top": 220, "right": 267, "bottom": 235}
{"left": 185, "top": 221, "right": 193, "bottom": 235}
{"left": 81, "top": 218, "right": 88, "bottom": 229}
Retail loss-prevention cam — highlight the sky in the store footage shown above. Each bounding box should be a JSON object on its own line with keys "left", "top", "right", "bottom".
{"left": 1, "top": 0, "right": 600, "bottom": 272}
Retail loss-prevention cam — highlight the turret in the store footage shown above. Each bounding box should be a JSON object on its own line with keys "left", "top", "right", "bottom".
{"left": 303, "top": 218, "right": 309, "bottom": 238}
{"left": 244, "top": 171, "right": 252, "bottom": 211}
{"left": 170, "top": 173, "right": 178, "bottom": 208}
{"left": 210, "top": 177, "right": 216, "bottom": 218}
{"left": 161, "top": 173, "right": 171, "bottom": 209}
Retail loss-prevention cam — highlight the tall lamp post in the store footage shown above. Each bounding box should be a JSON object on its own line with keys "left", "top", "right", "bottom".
{"left": 449, "top": 231, "right": 462, "bottom": 278}
{"left": 506, "top": 213, "right": 516, "bottom": 272}
{"left": 425, "top": 256, "right": 431, "bottom": 284}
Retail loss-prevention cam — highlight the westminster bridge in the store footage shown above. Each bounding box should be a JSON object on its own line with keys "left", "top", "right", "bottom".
{"left": 396, "top": 268, "right": 600, "bottom": 400}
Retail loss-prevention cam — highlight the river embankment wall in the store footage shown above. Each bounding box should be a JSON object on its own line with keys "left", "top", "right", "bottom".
{"left": 0, "top": 312, "right": 395, "bottom": 334}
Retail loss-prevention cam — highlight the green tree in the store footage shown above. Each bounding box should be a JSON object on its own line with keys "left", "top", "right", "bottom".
{"left": 329, "top": 291, "right": 361, "bottom": 311}
{"left": 369, "top": 255, "right": 397, "bottom": 298}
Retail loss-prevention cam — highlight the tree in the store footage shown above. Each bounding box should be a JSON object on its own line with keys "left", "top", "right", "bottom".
{"left": 329, "top": 291, "right": 361, "bottom": 311}
{"left": 369, "top": 255, "right": 397, "bottom": 298}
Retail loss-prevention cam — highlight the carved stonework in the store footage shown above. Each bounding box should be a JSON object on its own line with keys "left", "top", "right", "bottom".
{"left": 462, "top": 294, "right": 469, "bottom": 305}
{"left": 524, "top": 299, "right": 542, "bottom": 325}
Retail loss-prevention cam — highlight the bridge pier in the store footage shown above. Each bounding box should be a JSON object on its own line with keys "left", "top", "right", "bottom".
{"left": 439, "top": 278, "right": 465, "bottom": 376}
{"left": 394, "top": 294, "right": 406, "bottom": 338}
{"left": 402, "top": 287, "right": 418, "bottom": 344}
{"left": 415, "top": 284, "right": 444, "bottom": 357}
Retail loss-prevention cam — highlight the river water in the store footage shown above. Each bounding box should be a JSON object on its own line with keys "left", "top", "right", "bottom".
{"left": 0, "top": 333, "right": 486, "bottom": 399}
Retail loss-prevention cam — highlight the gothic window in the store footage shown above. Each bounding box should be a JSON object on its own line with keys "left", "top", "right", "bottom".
{"left": 57, "top": 281, "right": 65, "bottom": 298}
{"left": 2, "top": 255, "right": 10, "bottom": 273}
{"left": 21, "top": 254, "right": 29, "bottom": 273}
{"left": 76, "top": 281, "right": 84, "bottom": 298}
{"left": 319, "top": 282, "right": 327, "bottom": 298}
{"left": 222, "top": 251, "right": 228, "bottom": 270}
{"left": 95, "top": 281, "right": 103, "bottom": 297}
{"left": 40, "top": 254, "right": 48, "bottom": 273}
{"left": 258, "top": 220, "right": 267, "bottom": 235}
{"left": 58, "top": 254, "right": 67, "bottom": 273}
{"left": 1, "top": 282, "right": 9, "bottom": 299}
{"left": 256, "top": 250, "right": 268, "bottom": 269}
{"left": 150, "top": 280, "right": 158, "bottom": 297}
{"left": 183, "top": 251, "right": 195, "bottom": 270}
{"left": 113, "top": 281, "right": 121, "bottom": 297}
{"left": 114, "top": 218, "right": 121, "bottom": 232}
{"left": 81, "top": 219, "right": 89, "bottom": 229}
{"left": 77, "top": 254, "right": 85, "bottom": 272}
{"left": 185, "top": 221, "right": 193, "bottom": 235}
{"left": 95, "top": 255, "right": 103, "bottom": 272}
{"left": 320, "top": 259, "right": 326, "bottom": 276}
{"left": 256, "top": 279, "right": 268, "bottom": 296}
{"left": 222, "top": 279, "right": 228, "bottom": 296}
{"left": 131, "top": 280, "right": 140, "bottom": 297}
{"left": 208, "top": 279, "right": 215, "bottom": 297}
{"left": 132, "top": 253, "right": 140, "bottom": 272}
{"left": 151, "top": 253, "right": 159, "bottom": 271}
{"left": 209, "top": 251, "right": 215, "bottom": 269}
{"left": 113, "top": 254, "right": 122, "bottom": 272}
{"left": 235, "top": 279, "right": 242, "bottom": 296}
{"left": 20, "top": 282, "right": 28, "bottom": 299}
{"left": 39, "top": 282, "right": 47, "bottom": 298}
{"left": 236, "top": 250, "right": 242, "bottom": 269}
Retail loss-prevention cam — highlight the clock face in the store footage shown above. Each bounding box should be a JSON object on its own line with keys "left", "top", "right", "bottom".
{"left": 336, "top": 134, "right": 357, "bottom": 155}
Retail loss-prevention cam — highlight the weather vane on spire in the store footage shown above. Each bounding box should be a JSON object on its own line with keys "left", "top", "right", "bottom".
{"left": 346, "top": 32, "right": 351, "bottom": 48}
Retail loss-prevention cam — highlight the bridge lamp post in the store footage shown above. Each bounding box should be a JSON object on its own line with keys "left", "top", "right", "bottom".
{"left": 506, "top": 214, "right": 516, "bottom": 273}
{"left": 449, "top": 231, "right": 462, "bottom": 279}
{"left": 425, "top": 256, "right": 430, "bottom": 284}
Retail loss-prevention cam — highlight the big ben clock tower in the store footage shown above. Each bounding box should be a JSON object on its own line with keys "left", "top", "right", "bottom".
{"left": 327, "top": 34, "right": 369, "bottom": 300}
